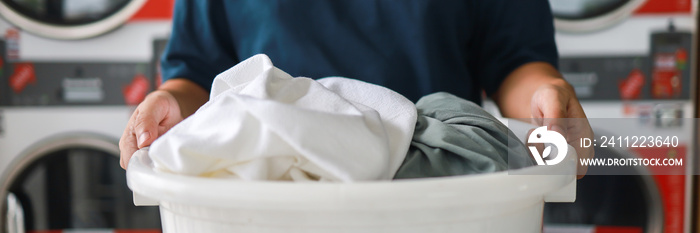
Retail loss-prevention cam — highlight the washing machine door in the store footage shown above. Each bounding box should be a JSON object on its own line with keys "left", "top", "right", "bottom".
{"left": 549, "top": 0, "right": 646, "bottom": 32}
{"left": 0, "top": 133, "right": 160, "bottom": 232}
{"left": 543, "top": 129, "right": 664, "bottom": 232}
{"left": 0, "top": 0, "right": 146, "bottom": 40}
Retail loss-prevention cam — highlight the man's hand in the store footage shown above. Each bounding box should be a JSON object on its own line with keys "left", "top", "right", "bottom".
{"left": 530, "top": 79, "right": 594, "bottom": 178}
{"left": 119, "top": 90, "right": 183, "bottom": 169}
{"left": 494, "top": 62, "right": 594, "bottom": 178}
{"left": 119, "top": 79, "right": 209, "bottom": 169}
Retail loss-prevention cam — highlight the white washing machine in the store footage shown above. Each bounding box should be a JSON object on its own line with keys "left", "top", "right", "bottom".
{"left": 0, "top": 0, "right": 172, "bottom": 232}
{"left": 544, "top": 0, "right": 696, "bottom": 233}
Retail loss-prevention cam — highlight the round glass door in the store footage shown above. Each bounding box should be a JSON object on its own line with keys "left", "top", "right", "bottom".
{"left": 1, "top": 134, "right": 161, "bottom": 232}
{"left": 0, "top": 0, "right": 146, "bottom": 39}
{"left": 549, "top": 0, "right": 647, "bottom": 32}
{"left": 543, "top": 137, "right": 663, "bottom": 232}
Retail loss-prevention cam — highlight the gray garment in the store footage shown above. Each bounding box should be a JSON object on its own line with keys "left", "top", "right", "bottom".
{"left": 393, "top": 92, "right": 535, "bottom": 179}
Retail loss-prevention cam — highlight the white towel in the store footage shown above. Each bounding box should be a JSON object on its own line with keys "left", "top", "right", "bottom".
{"left": 149, "top": 54, "right": 417, "bottom": 182}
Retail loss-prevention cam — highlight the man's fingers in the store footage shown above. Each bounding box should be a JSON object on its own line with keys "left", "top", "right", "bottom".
{"left": 530, "top": 80, "right": 594, "bottom": 179}
{"left": 534, "top": 85, "right": 569, "bottom": 136}
{"left": 119, "top": 116, "right": 139, "bottom": 169}
{"left": 544, "top": 117, "right": 567, "bottom": 139}
{"left": 119, "top": 131, "right": 138, "bottom": 169}
{"left": 118, "top": 90, "right": 184, "bottom": 170}
{"left": 133, "top": 106, "right": 165, "bottom": 148}
{"left": 122, "top": 100, "right": 161, "bottom": 169}
{"left": 133, "top": 116, "right": 156, "bottom": 148}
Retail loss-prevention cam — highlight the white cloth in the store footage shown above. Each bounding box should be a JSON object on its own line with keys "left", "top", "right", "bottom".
{"left": 149, "top": 54, "right": 417, "bottom": 182}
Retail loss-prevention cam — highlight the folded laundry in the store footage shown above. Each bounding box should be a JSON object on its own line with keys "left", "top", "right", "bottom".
{"left": 394, "top": 92, "right": 535, "bottom": 179}
{"left": 148, "top": 54, "right": 417, "bottom": 182}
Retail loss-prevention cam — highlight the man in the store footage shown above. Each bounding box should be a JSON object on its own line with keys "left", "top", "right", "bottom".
{"left": 120, "top": 0, "right": 593, "bottom": 177}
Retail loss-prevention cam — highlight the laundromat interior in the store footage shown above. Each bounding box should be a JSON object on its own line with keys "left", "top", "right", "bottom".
{"left": 0, "top": 0, "right": 700, "bottom": 233}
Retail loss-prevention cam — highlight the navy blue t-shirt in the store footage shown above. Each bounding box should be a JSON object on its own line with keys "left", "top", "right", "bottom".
{"left": 161, "top": 0, "right": 558, "bottom": 103}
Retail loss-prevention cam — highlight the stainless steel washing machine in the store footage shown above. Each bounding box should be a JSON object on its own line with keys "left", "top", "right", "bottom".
{"left": 0, "top": 0, "right": 172, "bottom": 232}
{"left": 546, "top": 0, "right": 696, "bottom": 232}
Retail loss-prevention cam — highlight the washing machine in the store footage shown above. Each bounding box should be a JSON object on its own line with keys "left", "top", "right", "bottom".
{"left": 0, "top": 0, "right": 173, "bottom": 232}
{"left": 544, "top": 0, "right": 696, "bottom": 232}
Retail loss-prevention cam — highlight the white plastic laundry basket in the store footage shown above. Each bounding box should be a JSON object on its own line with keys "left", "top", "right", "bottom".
{"left": 127, "top": 120, "right": 577, "bottom": 233}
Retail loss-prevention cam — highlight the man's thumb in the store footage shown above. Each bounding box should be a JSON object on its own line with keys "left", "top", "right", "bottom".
{"left": 541, "top": 99, "right": 568, "bottom": 137}
{"left": 133, "top": 111, "right": 159, "bottom": 148}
